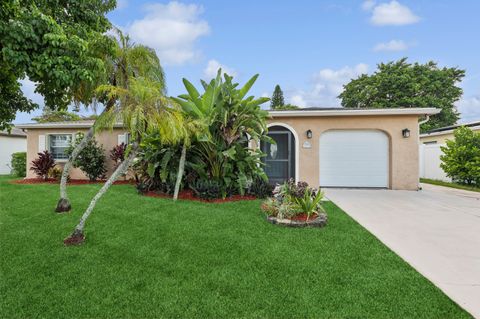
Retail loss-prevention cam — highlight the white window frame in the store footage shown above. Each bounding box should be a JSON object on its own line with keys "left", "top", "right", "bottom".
{"left": 47, "top": 133, "right": 73, "bottom": 162}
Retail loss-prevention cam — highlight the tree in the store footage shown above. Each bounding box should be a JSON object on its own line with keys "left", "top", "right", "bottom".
{"left": 64, "top": 77, "right": 185, "bottom": 245}
{"left": 271, "top": 85, "right": 285, "bottom": 109}
{"left": 440, "top": 127, "right": 480, "bottom": 185}
{"left": 32, "top": 108, "right": 81, "bottom": 123}
{"left": 339, "top": 58, "right": 465, "bottom": 132}
{"left": 273, "top": 104, "right": 299, "bottom": 110}
{"left": 0, "top": 0, "right": 116, "bottom": 129}
{"left": 55, "top": 28, "right": 166, "bottom": 212}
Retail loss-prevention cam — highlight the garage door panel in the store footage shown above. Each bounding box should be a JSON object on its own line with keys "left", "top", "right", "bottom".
{"left": 320, "top": 130, "right": 389, "bottom": 188}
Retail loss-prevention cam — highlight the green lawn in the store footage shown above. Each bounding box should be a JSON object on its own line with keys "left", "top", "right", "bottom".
{"left": 0, "top": 176, "right": 469, "bottom": 318}
{"left": 421, "top": 178, "right": 480, "bottom": 193}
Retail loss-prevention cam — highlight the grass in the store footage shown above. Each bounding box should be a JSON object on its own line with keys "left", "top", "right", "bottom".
{"left": 0, "top": 175, "right": 470, "bottom": 318}
{"left": 421, "top": 178, "right": 480, "bottom": 193}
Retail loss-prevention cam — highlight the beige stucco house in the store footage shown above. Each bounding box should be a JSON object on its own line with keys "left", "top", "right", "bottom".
{"left": 16, "top": 107, "right": 439, "bottom": 190}
{"left": 16, "top": 120, "right": 128, "bottom": 180}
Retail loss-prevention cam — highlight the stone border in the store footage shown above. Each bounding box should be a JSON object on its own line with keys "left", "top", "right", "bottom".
{"left": 266, "top": 213, "right": 327, "bottom": 228}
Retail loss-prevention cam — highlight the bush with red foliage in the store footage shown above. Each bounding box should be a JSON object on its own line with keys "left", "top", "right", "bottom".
{"left": 30, "top": 150, "right": 55, "bottom": 180}
{"left": 110, "top": 143, "right": 126, "bottom": 168}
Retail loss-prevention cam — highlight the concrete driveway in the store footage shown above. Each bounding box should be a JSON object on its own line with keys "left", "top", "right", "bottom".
{"left": 325, "top": 183, "right": 480, "bottom": 318}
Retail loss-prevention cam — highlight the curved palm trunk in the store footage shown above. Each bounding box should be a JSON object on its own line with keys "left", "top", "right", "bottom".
{"left": 173, "top": 142, "right": 187, "bottom": 201}
{"left": 55, "top": 100, "right": 115, "bottom": 213}
{"left": 55, "top": 127, "right": 95, "bottom": 212}
{"left": 64, "top": 142, "right": 138, "bottom": 245}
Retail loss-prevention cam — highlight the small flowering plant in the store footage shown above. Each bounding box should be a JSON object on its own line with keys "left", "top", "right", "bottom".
{"left": 261, "top": 179, "right": 327, "bottom": 221}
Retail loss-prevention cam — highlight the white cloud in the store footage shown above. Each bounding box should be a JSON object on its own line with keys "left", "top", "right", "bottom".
{"left": 362, "top": 0, "right": 376, "bottom": 11}
{"left": 287, "top": 64, "right": 369, "bottom": 107}
{"left": 203, "top": 59, "right": 237, "bottom": 79}
{"left": 290, "top": 95, "right": 307, "bottom": 107}
{"left": 456, "top": 97, "right": 480, "bottom": 122}
{"left": 370, "top": 1, "right": 420, "bottom": 26}
{"left": 126, "top": 1, "right": 210, "bottom": 65}
{"left": 373, "top": 39, "right": 409, "bottom": 52}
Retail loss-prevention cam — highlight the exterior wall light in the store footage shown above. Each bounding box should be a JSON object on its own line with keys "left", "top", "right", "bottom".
{"left": 402, "top": 128, "right": 410, "bottom": 138}
{"left": 306, "top": 129, "right": 313, "bottom": 139}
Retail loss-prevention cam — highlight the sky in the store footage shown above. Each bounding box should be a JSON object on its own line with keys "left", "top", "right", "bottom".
{"left": 15, "top": 0, "right": 480, "bottom": 123}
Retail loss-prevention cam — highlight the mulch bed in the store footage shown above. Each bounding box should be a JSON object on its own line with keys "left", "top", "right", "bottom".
{"left": 267, "top": 213, "right": 328, "bottom": 228}
{"left": 12, "top": 178, "right": 133, "bottom": 185}
{"left": 290, "top": 213, "right": 319, "bottom": 221}
{"left": 144, "top": 189, "right": 258, "bottom": 203}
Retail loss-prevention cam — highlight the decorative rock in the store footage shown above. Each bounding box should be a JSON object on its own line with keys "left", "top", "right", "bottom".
{"left": 266, "top": 213, "right": 327, "bottom": 228}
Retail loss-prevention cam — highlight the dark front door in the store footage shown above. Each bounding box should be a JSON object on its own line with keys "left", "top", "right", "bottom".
{"left": 261, "top": 126, "right": 295, "bottom": 185}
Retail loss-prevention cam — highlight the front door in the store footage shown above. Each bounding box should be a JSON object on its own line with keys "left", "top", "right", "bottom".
{"left": 261, "top": 126, "right": 295, "bottom": 185}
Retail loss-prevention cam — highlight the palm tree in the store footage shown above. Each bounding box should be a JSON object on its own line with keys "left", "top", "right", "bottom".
{"left": 55, "top": 28, "right": 166, "bottom": 213}
{"left": 64, "top": 77, "right": 184, "bottom": 245}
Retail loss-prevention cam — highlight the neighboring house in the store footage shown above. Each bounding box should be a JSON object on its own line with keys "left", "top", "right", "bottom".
{"left": 17, "top": 107, "right": 439, "bottom": 190}
{"left": 15, "top": 121, "right": 128, "bottom": 180}
{"left": 419, "top": 121, "right": 480, "bottom": 182}
{"left": 0, "top": 127, "right": 27, "bottom": 174}
{"left": 420, "top": 120, "right": 480, "bottom": 145}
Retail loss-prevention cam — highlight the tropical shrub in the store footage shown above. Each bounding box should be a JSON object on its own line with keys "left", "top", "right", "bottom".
{"left": 248, "top": 176, "right": 274, "bottom": 198}
{"left": 169, "top": 71, "right": 272, "bottom": 198}
{"left": 440, "top": 127, "right": 480, "bottom": 185}
{"left": 66, "top": 138, "right": 106, "bottom": 181}
{"left": 110, "top": 143, "right": 126, "bottom": 168}
{"left": 10, "top": 152, "right": 26, "bottom": 177}
{"left": 190, "top": 179, "right": 223, "bottom": 200}
{"left": 30, "top": 150, "right": 55, "bottom": 180}
{"left": 48, "top": 166, "right": 64, "bottom": 181}
{"left": 134, "top": 133, "right": 184, "bottom": 194}
{"left": 293, "top": 188, "right": 327, "bottom": 220}
{"left": 261, "top": 180, "right": 327, "bottom": 220}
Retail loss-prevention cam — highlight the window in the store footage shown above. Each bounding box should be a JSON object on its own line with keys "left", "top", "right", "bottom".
{"left": 49, "top": 134, "right": 72, "bottom": 160}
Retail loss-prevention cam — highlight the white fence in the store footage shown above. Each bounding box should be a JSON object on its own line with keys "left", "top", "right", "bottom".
{"left": 419, "top": 144, "right": 451, "bottom": 182}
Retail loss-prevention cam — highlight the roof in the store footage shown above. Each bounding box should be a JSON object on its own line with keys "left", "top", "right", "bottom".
{"left": 15, "top": 120, "right": 124, "bottom": 129}
{"left": 15, "top": 107, "right": 440, "bottom": 129}
{"left": 0, "top": 127, "right": 27, "bottom": 138}
{"left": 420, "top": 120, "right": 480, "bottom": 138}
{"left": 269, "top": 107, "right": 440, "bottom": 117}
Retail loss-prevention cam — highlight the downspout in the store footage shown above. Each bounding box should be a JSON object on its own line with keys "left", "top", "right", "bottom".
{"left": 419, "top": 114, "right": 430, "bottom": 126}
{"left": 417, "top": 114, "right": 430, "bottom": 190}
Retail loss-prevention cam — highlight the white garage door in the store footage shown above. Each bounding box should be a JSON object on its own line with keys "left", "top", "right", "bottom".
{"left": 320, "top": 130, "right": 389, "bottom": 188}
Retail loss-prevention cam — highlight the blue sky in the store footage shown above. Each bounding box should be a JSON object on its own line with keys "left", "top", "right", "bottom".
{"left": 16, "top": 0, "right": 480, "bottom": 123}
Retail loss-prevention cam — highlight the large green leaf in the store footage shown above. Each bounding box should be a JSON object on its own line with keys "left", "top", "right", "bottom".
{"left": 237, "top": 74, "right": 259, "bottom": 100}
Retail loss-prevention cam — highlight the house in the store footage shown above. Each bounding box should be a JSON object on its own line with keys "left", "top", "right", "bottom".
{"left": 0, "top": 127, "right": 27, "bottom": 174}
{"left": 16, "top": 107, "right": 439, "bottom": 190}
{"left": 15, "top": 120, "right": 128, "bottom": 180}
{"left": 420, "top": 120, "right": 480, "bottom": 144}
{"left": 419, "top": 120, "right": 480, "bottom": 182}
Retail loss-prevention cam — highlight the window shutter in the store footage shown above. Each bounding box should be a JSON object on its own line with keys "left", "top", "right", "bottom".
{"left": 38, "top": 135, "right": 46, "bottom": 152}
{"left": 118, "top": 134, "right": 126, "bottom": 145}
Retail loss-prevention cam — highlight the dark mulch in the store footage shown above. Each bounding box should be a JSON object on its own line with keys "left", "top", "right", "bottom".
{"left": 290, "top": 213, "right": 319, "bottom": 221}
{"left": 144, "top": 189, "right": 257, "bottom": 203}
{"left": 12, "top": 178, "right": 133, "bottom": 185}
